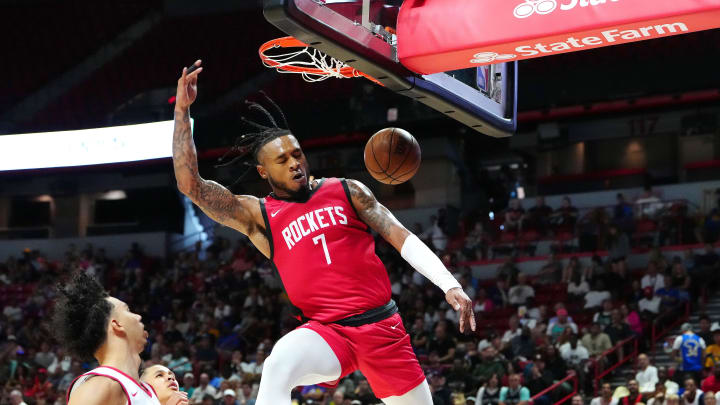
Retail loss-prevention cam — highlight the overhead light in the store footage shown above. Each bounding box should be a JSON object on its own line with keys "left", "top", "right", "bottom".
{"left": 99, "top": 190, "right": 127, "bottom": 200}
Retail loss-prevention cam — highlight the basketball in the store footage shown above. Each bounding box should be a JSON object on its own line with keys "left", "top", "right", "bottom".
{"left": 364, "top": 128, "right": 421, "bottom": 185}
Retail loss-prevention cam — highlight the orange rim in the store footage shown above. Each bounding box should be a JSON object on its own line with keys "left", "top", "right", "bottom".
{"left": 259, "top": 36, "right": 383, "bottom": 86}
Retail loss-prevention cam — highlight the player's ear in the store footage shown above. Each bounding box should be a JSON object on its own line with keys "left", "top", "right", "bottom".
{"left": 256, "top": 164, "right": 268, "bottom": 179}
{"left": 109, "top": 317, "right": 125, "bottom": 336}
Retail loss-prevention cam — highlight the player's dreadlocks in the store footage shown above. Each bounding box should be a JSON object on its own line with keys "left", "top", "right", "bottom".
{"left": 215, "top": 92, "right": 293, "bottom": 187}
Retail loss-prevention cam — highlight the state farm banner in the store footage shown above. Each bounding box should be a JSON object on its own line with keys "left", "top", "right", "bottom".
{"left": 396, "top": 0, "right": 720, "bottom": 74}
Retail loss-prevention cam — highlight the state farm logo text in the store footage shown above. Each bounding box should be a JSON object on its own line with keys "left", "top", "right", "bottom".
{"left": 514, "top": 0, "right": 619, "bottom": 19}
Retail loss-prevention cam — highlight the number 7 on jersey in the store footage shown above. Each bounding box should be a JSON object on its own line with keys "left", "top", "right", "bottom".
{"left": 312, "top": 233, "right": 332, "bottom": 265}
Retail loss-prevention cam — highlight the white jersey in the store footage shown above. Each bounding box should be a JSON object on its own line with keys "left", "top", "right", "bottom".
{"left": 67, "top": 366, "right": 160, "bottom": 405}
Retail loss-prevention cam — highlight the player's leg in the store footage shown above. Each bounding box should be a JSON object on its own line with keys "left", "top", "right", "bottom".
{"left": 256, "top": 327, "right": 342, "bottom": 405}
{"left": 381, "top": 380, "right": 433, "bottom": 405}
{"left": 351, "top": 313, "right": 430, "bottom": 403}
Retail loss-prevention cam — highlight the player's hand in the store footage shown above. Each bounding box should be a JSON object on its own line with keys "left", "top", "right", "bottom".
{"left": 165, "top": 391, "right": 189, "bottom": 405}
{"left": 446, "top": 287, "right": 476, "bottom": 333}
{"left": 175, "top": 60, "right": 203, "bottom": 111}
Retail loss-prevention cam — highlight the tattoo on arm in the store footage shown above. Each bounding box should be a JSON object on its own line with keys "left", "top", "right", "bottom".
{"left": 172, "top": 108, "right": 253, "bottom": 233}
{"left": 347, "top": 179, "right": 409, "bottom": 248}
{"left": 172, "top": 108, "right": 200, "bottom": 191}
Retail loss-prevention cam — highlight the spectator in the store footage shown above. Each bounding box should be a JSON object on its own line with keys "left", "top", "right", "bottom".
{"left": 504, "top": 199, "right": 525, "bottom": 232}
{"left": 428, "top": 371, "right": 451, "bottom": 405}
{"left": 501, "top": 316, "right": 522, "bottom": 349}
{"left": 706, "top": 392, "right": 717, "bottom": 405}
{"left": 562, "top": 256, "right": 583, "bottom": 284}
{"left": 422, "top": 215, "right": 448, "bottom": 251}
{"left": 33, "top": 342, "right": 56, "bottom": 369}
{"left": 642, "top": 261, "right": 666, "bottom": 292}
{"left": 636, "top": 354, "right": 660, "bottom": 394}
{"left": 705, "top": 326, "right": 720, "bottom": 368}
{"left": 499, "top": 374, "right": 531, "bottom": 405}
{"left": 237, "top": 382, "right": 256, "bottom": 405}
{"left": 464, "top": 222, "right": 489, "bottom": 260}
{"left": 300, "top": 385, "right": 327, "bottom": 404}
{"left": 593, "top": 300, "right": 615, "bottom": 328}
{"left": 657, "top": 275, "right": 684, "bottom": 311}
{"left": 191, "top": 373, "right": 218, "bottom": 404}
{"left": 605, "top": 309, "right": 633, "bottom": 345}
{"left": 411, "top": 318, "right": 430, "bottom": 355}
{"left": 605, "top": 309, "right": 633, "bottom": 362}
{"left": 547, "top": 308, "right": 578, "bottom": 342}
{"left": 475, "top": 373, "right": 502, "bottom": 405}
{"left": 560, "top": 334, "right": 590, "bottom": 368}
{"left": 673, "top": 323, "right": 707, "bottom": 384}
{"left": 560, "top": 334, "right": 590, "bottom": 392}
{"left": 537, "top": 253, "right": 563, "bottom": 285}
{"left": 699, "top": 316, "right": 713, "bottom": 345}
{"left": 181, "top": 373, "right": 196, "bottom": 398}
{"left": 585, "top": 281, "right": 612, "bottom": 310}
{"left": 165, "top": 342, "right": 192, "bottom": 378}
{"left": 195, "top": 335, "right": 219, "bottom": 371}
{"left": 607, "top": 225, "right": 630, "bottom": 275}
{"left": 473, "top": 341, "right": 509, "bottom": 385}
{"left": 510, "top": 327, "right": 536, "bottom": 361}
{"left": 525, "top": 196, "right": 553, "bottom": 234}
{"left": 489, "top": 277, "right": 510, "bottom": 308}
{"left": 622, "top": 380, "right": 644, "bottom": 405}
{"left": 659, "top": 366, "right": 680, "bottom": 395}
{"left": 429, "top": 321, "right": 457, "bottom": 364}
{"left": 508, "top": 274, "right": 535, "bottom": 306}
{"left": 639, "top": 287, "right": 662, "bottom": 318}
{"left": 567, "top": 270, "right": 590, "bottom": 303}
{"left": 621, "top": 303, "right": 643, "bottom": 337}
{"left": 573, "top": 395, "right": 585, "bottom": 405}
{"left": 9, "top": 390, "right": 27, "bottom": 405}
{"left": 582, "top": 323, "right": 612, "bottom": 358}
{"left": 498, "top": 259, "right": 521, "bottom": 287}
{"left": 591, "top": 383, "right": 618, "bottom": 405}
{"left": 671, "top": 259, "right": 692, "bottom": 292}
{"left": 551, "top": 197, "right": 579, "bottom": 229}
{"left": 647, "top": 383, "right": 666, "bottom": 405}
{"left": 614, "top": 193, "right": 633, "bottom": 223}
{"left": 702, "top": 365, "right": 720, "bottom": 394}
{"left": 526, "top": 354, "right": 554, "bottom": 405}
{"left": 474, "top": 288, "right": 496, "bottom": 313}
{"left": 543, "top": 346, "right": 567, "bottom": 381}
{"left": 668, "top": 394, "right": 682, "bottom": 405}
{"left": 682, "top": 378, "right": 704, "bottom": 405}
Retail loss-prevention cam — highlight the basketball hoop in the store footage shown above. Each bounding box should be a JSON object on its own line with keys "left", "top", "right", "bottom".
{"left": 259, "top": 36, "right": 383, "bottom": 86}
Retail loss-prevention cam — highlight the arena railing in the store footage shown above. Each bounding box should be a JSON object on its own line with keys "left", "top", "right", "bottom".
{"left": 591, "top": 335, "right": 639, "bottom": 395}
{"left": 530, "top": 372, "right": 578, "bottom": 405}
{"left": 650, "top": 301, "right": 691, "bottom": 357}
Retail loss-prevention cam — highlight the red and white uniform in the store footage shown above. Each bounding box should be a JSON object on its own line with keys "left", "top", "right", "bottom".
{"left": 67, "top": 366, "right": 160, "bottom": 405}
{"left": 262, "top": 177, "right": 425, "bottom": 398}
{"left": 263, "top": 177, "right": 391, "bottom": 322}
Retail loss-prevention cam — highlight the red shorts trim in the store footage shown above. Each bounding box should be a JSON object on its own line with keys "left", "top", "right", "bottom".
{"left": 298, "top": 313, "right": 426, "bottom": 398}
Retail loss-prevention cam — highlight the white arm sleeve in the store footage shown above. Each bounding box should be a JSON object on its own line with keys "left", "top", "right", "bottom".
{"left": 401, "top": 234, "right": 462, "bottom": 294}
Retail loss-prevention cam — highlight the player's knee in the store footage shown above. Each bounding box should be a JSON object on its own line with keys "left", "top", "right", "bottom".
{"left": 261, "top": 351, "right": 295, "bottom": 385}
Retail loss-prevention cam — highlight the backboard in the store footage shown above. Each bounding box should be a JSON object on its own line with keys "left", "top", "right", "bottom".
{"left": 263, "top": 0, "right": 517, "bottom": 138}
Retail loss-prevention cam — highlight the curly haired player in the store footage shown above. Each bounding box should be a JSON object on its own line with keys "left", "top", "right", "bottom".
{"left": 172, "top": 60, "right": 475, "bottom": 405}
{"left": 52, "top": 272, "right": 161, "bottom": 405}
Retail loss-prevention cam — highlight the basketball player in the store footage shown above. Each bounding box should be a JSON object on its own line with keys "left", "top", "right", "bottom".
{"left": 53, "top": 272, "right": 160, "bottom": 405}
{"left": 173, "top": 60, "right": 475, "bottom": 405}
{"left": 140, "top": 365, "right": 189, "bottom": 405}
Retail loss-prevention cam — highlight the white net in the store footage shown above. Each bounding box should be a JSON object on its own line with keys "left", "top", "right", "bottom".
{"left": 261, "top": 45, "right": 365, "bottom": 82}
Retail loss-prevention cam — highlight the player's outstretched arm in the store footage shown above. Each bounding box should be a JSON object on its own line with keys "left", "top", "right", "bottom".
{"left": 68, "top": 377, "right": 127, "bottom": 405}
{"left": 171, "top": 61, "right": 263, "bottom": 242}
{"left": 346, "top": 179, "right": 476, "bottom": 332}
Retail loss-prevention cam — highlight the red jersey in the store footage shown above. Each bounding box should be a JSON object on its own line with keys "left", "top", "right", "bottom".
{"left": 262, "top": 177, "right": 391, "bottom": 323}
